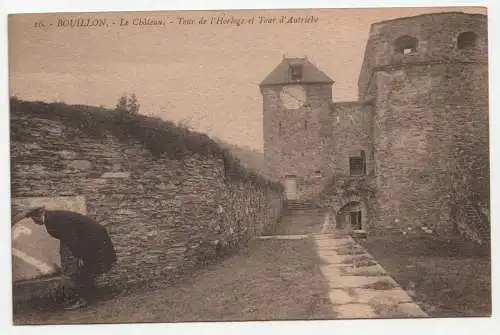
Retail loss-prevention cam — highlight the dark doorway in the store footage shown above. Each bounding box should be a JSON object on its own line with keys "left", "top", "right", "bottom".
{"left": 336, "top": 202, "right": 363, "bottom": 230}
{"left": 350, "top": 211, "right": 362, "bottom": 230}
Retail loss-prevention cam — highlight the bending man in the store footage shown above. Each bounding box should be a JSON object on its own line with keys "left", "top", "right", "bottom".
{"left": 12, "top": 206, "right": 117, "bottom": 310}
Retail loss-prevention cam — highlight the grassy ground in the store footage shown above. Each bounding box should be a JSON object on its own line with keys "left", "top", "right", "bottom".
{"left": 13, "top": 236, "right": 336, "bottom": 325}
{"left": 359, "top": 234, "right": 491, "bottom": 317}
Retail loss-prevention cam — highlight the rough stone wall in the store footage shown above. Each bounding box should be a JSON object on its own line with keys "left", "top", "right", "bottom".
{"left": 358, "top": 12, "right": 487, "bottom": 99}
{"left": 310, "top": 101, "right": 375, "bottom": 213}
{"left": 370, "top": 57, "right": 488, "bottom": 234}
{"left": 329, "top": 101, "right": 374, "bottom": 177}
{"left": 356, "top": 12, "right": 488, "bottom": 235}
{"left": 11, "top": 111, "right": 284, "bottom": 289}
{"left": 431, "top": 102, "right": 489, "bottom": 235}
{"left": 262, "top": 83, "right": 333, "bottom": 199}
{"left": 261, "top": 12, "right": 488, "bottom": 238}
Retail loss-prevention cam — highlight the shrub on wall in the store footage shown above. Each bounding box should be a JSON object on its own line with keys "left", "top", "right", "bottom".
{"left": 9, "top": 98, "right": 283, "bottom": 192}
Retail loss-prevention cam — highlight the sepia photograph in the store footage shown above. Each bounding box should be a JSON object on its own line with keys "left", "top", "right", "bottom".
{"left": 6, "top": 3, "right": 491, "bottom": 327}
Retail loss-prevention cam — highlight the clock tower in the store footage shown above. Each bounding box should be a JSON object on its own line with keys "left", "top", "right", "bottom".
{"left": 260, "top": 57, "right": 334, "bottom": 201}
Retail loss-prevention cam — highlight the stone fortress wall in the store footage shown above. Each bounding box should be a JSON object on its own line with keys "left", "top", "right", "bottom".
{"left": 11, "top": 100, "right": 284, "bottom": 293}
{"left": 358, "top": 12, "right": 488, "bottom": 233}
{"left": 263, "top": 12, "right": 489, "bottom": 237}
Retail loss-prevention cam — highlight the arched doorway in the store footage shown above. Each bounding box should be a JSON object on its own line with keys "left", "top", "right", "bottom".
{"left": 336, "top": 201, "right": 364, "bottom": 230}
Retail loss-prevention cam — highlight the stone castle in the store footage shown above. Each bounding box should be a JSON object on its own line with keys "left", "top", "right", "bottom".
{"left": 260, "top": 12, "right": 489, "bottom": 239}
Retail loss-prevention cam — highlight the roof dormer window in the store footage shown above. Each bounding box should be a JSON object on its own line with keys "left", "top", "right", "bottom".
{"left": 394, "top": 35, "right": 418, "bottom": 55}
{"left": 290, "top": 64, "right": 303, "bottom": 80}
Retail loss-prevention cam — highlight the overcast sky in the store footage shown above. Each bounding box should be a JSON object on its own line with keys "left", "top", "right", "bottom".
{"left": 8, "top": 6, "right": 486, "bottom": 150}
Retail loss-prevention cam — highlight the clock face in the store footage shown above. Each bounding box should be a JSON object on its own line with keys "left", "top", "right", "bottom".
{"left": 280, "top": 85, "right": 306, "bottom": 110}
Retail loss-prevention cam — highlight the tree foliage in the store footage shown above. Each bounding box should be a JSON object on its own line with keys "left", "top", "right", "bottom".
{"left": 116, "top": 93, "right": 140, "bottom": 114}
{"left": 127, "top": 93, "right": 140, "bottom": 114}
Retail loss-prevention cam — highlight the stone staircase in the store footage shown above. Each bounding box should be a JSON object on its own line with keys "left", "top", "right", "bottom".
{"left": 285, "top": 200, "right": 318, "bottom": 211}
{"left": 459, "top": 201, "right": 491, "bottom": 244}
{"left": 463, "top": 202, "right": 490, "bottom": 245}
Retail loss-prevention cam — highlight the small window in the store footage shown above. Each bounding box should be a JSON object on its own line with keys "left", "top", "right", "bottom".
{"left": 349, "top": 156, "right": 365, "bottom": 176}
{"left": 290, "top": 65, "right": 303, "bottom": 80}
{"left": 278, "top": 121, "right": 282, "bottom": 133}
{"left": 394, "top": 35, "right": 418, "bottom": 55}
{"left": 315, "top": 170, "right": 322, "bottom": 178}
{"left": 304, "top": 120, "right": 308, "bottom": 129}
{"left": 457, "top": 31, "right": 478, "bottom": 50}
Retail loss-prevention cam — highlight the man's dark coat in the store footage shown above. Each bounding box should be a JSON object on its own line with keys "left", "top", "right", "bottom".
{"left": 43, "top": 210, "right": 117, "bottom": 275}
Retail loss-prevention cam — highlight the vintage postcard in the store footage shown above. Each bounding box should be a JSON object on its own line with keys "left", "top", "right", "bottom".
{"left": 8, "top": 5, "right": 490, "bottom": 326}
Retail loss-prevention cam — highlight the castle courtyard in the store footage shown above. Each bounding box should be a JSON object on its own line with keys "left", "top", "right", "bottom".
{"left": 13, "top": 208, "right": 489, "bottom": 324}
{"left": 8, "top": 8, "right": 491, "bottom": 327}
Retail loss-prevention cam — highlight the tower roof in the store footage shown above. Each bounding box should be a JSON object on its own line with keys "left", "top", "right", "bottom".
{"left": 260, "top": 57, "right": 334, "bottom": 86}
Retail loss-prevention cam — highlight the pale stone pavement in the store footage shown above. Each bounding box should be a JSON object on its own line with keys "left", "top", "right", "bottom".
{"left": 261, "top": 209, "right": 429, "bottom": 319}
